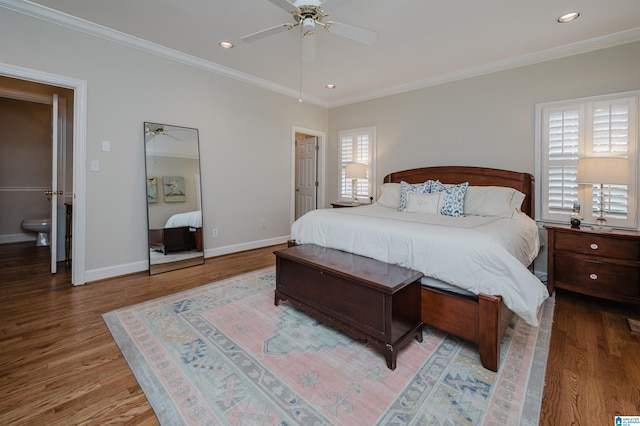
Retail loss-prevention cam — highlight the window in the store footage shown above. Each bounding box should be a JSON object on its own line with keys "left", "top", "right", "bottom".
{"left": 338, "top": 126, "right": 376, "bottom": 203}
{"left": 536, "top": 91, "right": 638, "bottom": 229}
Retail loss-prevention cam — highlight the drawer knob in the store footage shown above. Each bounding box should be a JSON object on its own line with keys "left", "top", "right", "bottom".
{"left": 590, "top": 243, "right": 599, "bottom": 250}
{"left": 589, "top": 273, "right": 598, "bottom": 280}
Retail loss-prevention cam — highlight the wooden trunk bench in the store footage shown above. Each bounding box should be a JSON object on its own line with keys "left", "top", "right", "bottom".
{"left": 274, "top": 244, "right": 424, "bottom": 370}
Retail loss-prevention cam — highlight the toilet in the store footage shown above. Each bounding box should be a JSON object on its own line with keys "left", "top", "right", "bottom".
{"left": 21, "top": 218, "right": 51, "bottom": 246}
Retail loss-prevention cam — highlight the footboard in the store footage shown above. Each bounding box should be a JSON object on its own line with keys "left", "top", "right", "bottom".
{"left": 287, "top": 240, "right": 512, "bottom": 371}
{"left": 421, "top": 286, "right": 512, "bottom": 372}
{"left": 148, "top": 226, "right": 194, "bottom": 254}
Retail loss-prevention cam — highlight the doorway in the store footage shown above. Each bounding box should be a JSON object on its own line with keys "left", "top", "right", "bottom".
{"left": 0, "top": 64, "right": 88, "bottom": 285}
{"left": 0, "top": 83, "right": 70, "bottom": 275}
{"left": 292, "top": 126, "right": 326, "bottom": 222}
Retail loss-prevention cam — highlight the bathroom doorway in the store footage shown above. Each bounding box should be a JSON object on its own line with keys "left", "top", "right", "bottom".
{"left": 0, "top": 76, "right": 74, "bottom": 276}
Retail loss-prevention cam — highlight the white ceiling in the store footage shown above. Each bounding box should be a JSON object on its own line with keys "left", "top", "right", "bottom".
{"left": 9, "top": 0, "right": 640, "bottom": 107}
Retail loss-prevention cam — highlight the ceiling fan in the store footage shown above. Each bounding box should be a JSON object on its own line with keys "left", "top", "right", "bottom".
{"left": 145, "top": 125, "right": 167, "bottom": 136}
{"left": 242, "top": 0, "right": 377, "bottom": 62}
{"left": 145, "top": 124, "right": 183, "bottom": 141}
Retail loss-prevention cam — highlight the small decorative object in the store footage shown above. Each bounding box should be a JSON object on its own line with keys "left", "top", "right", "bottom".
{"left": 570, "top": 202, "right": 582, "bottom": 227}
{"left": 147, "top": 177, "right": 158, "bottom": 203}
{"left": 163, "top": 176, "right": 186, "bottom": 202}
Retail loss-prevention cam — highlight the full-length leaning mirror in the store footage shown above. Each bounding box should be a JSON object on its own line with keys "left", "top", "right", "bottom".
{"left": 144, "top": 122, "right": 204, "bottom": 275}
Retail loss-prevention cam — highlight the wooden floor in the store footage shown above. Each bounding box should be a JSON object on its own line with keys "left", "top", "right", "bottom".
{"left": 0, "top": 242, "right": 638, "bottom": 425}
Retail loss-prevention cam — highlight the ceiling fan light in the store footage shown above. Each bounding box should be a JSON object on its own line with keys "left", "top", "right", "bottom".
{"left": 557, "top": 12, "right": 580, "bottom": 23}
{"left": 302, "top": 17, "right": 316, "bottom": 31}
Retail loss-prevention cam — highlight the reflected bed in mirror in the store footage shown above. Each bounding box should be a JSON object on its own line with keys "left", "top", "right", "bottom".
{"left": 144, "top": 122, "right": 204, "bottom": 275}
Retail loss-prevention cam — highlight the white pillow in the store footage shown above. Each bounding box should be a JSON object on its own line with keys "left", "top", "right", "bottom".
{"left": 399, "top": 181, "right": 434, "bottom": 211}
{"left": 464, "top": 186, "right": 526, "bottom": 218}
{"left": 377, "top": 183, "right": 402, "bottom": 208}
{"left": 405, "top": 191, "right": 442, "bottom": 214}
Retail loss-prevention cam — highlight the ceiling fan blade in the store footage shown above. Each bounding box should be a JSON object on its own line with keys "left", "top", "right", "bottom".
{"left": 268, "top": 0, "right": 297, "bottom": 13}
{"left": 325, "top": 20, "right": 377, "bottom": 44}
{"left": 301, "top": 32, "right": 316, "bottom": 62}
{"left": 242, "top": 23, "right": 295, "bottom": 43}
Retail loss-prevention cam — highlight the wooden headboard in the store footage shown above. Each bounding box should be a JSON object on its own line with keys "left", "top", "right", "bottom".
{"left": 383, "top": 166, "right": 535, "bottom": 218}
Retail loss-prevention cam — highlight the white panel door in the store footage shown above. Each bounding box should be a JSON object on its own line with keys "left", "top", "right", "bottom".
{"left": 295, "top": 136, "right": 317, "bottom": 219}
{"left": 49, "top": 94, "right": 59, "bottom": 274}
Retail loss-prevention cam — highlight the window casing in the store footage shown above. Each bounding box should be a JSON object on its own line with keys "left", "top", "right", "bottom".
{"left": 338, "top": 126, "right": 376, "bottom": 203}
{"left": 536, "top": 91, "right": 638, "bottom": 229}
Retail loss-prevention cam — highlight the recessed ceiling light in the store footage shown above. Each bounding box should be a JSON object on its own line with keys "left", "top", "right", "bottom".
{"left": 219, "top": 41, "right": 233, "bottom": 49}
{"left": 557, "top": 12, "right": 580, "bottom": 23}
{"left": 325, "top": 84, "right": 336, "bottom": 89}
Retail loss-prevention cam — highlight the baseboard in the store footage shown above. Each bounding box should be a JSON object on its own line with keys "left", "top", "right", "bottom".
{"left": 0, "top": 233, "right": 35, "bottom": 244}
{"left": 204, "top": 235, "right": 289, "bottom": 258}
{"left": 83, "top": 235, "right": 290, "bottom": 284}
{"left": 84, "top": 260, "right": 149, "bottom": 284}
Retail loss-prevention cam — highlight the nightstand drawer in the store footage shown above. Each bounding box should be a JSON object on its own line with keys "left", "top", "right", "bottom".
{"left": 554, "top": 232, "right": 640, "bottom": 261}
{"left": 554, "top": 255, "right": 640, "bottom": 299}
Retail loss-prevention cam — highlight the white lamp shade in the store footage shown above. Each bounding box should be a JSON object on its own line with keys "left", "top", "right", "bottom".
{"left": 345, "top": 162, "right": 367, "bottom": 179}
{"left": 576, "top": 157, "right": 630, "bottom": 185}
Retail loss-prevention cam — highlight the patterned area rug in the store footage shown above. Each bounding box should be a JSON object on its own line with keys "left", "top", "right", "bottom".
{"left": 103, "top": 267, "right": 554, "bottom": 425}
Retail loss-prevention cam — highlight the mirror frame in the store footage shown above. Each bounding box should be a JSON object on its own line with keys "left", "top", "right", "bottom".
{"left": 144, "top": 122, "right": 204, "bottom": 275}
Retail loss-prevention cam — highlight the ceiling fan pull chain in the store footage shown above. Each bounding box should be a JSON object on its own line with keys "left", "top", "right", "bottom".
{"left": 299, "top": 24, "right": 303, "bottom": 103}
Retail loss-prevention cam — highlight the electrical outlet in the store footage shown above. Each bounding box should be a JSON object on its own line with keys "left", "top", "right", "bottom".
{"left": 260, "top": 219, "right": 266, "bottom": 229}
{"left": 212, "top": 228, "right": 219, "bottom": 237}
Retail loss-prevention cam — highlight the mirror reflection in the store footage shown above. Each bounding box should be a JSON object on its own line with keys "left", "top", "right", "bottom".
{"left": 144, "top": 122, "right": 204, "bottom": 275}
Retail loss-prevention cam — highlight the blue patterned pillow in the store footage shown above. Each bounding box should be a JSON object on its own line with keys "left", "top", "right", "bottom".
{"left": 399, "top": 181, "right": 433, "bottom": 211}
{"left": 432, "top": 182, "right": 469, "bottom": 217}
{"left": 430, "top": 180, "right": 446, "bottom": 193}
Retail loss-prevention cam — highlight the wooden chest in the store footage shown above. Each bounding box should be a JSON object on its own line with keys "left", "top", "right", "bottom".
{"left": 274, "top": 244, "right": 423, "bottom": 370}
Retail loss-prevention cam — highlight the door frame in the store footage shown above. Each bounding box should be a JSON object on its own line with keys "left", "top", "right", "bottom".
{"left": 291, "top": 126, "right": 325, "bottom": 225}
{"left": 0, "top": 61, "right": 88, "bottom": 285}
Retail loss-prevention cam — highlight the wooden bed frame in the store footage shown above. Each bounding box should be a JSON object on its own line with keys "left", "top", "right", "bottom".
{"left": 288, "top": 165, "right": 536, "bottom": 371}
{"left": 149, "top": 226, "right": 203, "bottom": 254}
{"left": 382, "top": 165, "right": 536, "bottom": 371}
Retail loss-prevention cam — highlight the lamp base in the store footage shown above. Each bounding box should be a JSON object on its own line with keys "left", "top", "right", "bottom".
{"left": 589, "top": 225, "right": 613, "bottom": 233}
{"left": 590, "top": 214, "right": 611, "bottom": 232}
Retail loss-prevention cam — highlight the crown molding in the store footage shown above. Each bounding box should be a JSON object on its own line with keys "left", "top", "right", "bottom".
{"left": 2, "top": 0, "right": 639, "bottom": 109}
{"left": 328, "top": 27, "right": 640, "bottom": 108}
{"left": 0, "top": 0, "right": 328, "bottom": 107}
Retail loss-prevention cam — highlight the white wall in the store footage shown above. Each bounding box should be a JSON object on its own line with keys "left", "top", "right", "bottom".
{"left": 327, "top": 41, "right": 640, "bottom": 273}
{"left": 0, "top": 8, "right": 328, "bottom": 280}
{"left": 2, "top": 6, "right": 638, "bottom": 280}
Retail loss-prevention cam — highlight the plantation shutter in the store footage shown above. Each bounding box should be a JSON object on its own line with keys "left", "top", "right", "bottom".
{"left": 338, "top": 127, "right": 376, "bottom": 202}
{"left": 588, "top": 100, "right": 632, "bottom": 219}
{"left": 546, "top": 107, "right": 580, "bottom": 216}
{"left": 538, "top": 92, "right": 638, "bottom": 229}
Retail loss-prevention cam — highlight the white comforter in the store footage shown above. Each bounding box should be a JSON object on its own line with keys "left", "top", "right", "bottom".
{"left": 291, "top": 205, "right": 548, "bottom": 326}
{"left": 164, "top": 211, "right": 202, "bottom": 228}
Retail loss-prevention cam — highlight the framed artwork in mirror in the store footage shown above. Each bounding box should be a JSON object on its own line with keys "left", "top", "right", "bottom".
{"left": 147, "top": 177, "right": 158, "bottom": 203}
{"left": 163, "top": 176, "right": 186, "bottom": 202}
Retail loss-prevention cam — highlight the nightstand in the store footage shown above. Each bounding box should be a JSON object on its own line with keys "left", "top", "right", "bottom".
{"left": 545, "top": 224, "right": 640, "bottom": 304}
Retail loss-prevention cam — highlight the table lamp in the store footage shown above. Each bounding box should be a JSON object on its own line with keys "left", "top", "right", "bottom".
{"left": 576, "top": 157, "right": 630, "bottom": 231}
{"left": 345, "top": 162, "right": 367, "bottom": 205}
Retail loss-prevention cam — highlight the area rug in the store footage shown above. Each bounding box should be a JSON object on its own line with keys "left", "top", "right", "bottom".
{"left": 628, "top": 318, "right": 640, "bottom": 335}
{"left": 103, "top": 267, "right": 554, "bottom": 425}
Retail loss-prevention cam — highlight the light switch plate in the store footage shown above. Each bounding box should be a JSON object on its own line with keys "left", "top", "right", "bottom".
{"left": 102, "top": 140, "right": 111, "bottom": 152}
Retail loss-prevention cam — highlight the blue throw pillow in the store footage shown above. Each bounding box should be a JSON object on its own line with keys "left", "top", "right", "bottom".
{"left": 432, "top": 182, "right": 469, "bottom": 217}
